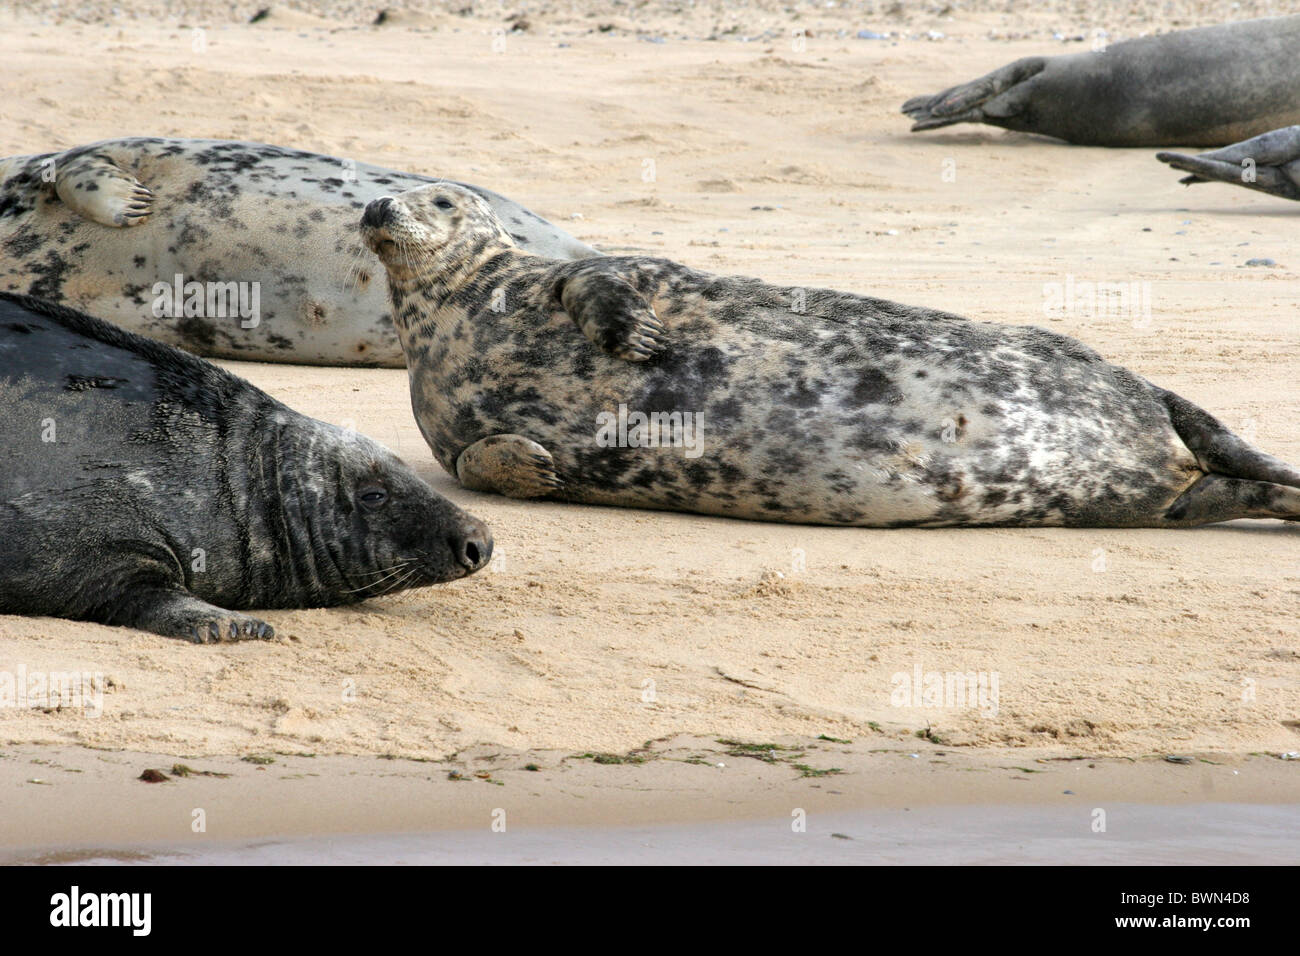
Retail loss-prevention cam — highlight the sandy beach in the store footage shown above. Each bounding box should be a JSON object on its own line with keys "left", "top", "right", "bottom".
{"left": 0, "top": 1, "right": 1296, "bottom": 858}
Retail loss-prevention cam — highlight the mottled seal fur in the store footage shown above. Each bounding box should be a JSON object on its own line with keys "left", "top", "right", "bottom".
{"left": 0, "top": 291, "right": 492, "bottom": 642}
{"left": 0, "top": 137, "right": 598, "bottom": 367}
{"left": 360, "top": 183, "right": 1300, "bottom": 528}
{"left": 1157, "top": 125, "right": 1300, "bottom": 201}
{"left": 903, "top": 17, "right": 1300, "bottom": 147}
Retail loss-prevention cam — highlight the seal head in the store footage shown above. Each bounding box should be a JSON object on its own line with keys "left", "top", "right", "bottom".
{"left": 0, "top": 292, "right": 493, "bottom": 642}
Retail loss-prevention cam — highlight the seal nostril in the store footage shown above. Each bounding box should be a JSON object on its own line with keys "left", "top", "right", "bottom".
{"left": 452, "top": 528, "right": 492, "bottom": 572}
{"left": 362, "top": 197, "right": 394, "bottom": 229}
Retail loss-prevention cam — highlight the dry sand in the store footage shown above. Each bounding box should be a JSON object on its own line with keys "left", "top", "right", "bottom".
{"left": 0, "top": 2, "right": 1297, "bottom": 841}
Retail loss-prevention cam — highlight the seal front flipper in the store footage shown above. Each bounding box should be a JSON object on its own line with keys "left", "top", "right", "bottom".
{"left": 902, "top": 57, "right": 1046, "bottom": 132}
{"left": 456, "top": 434, "right": 562, "bottom": 499}
{"left": 113, "top": 587, "right": 276, "bottom": 643}
{"left": 1156, "top": 126, "right": 1300, "bottom": 201}
{"left": 557, "top": 269, "right": 666, "bottom": 361}
{"left": 53, "top": 151, "right": 155, "bottom": 227}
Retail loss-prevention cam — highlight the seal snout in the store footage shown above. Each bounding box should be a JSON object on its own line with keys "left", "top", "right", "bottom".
{"left": 362, "top": 196, "right": 396, "bottom": 229}
{"left": 450, "top": 519, "right": 493, "bottom": 574}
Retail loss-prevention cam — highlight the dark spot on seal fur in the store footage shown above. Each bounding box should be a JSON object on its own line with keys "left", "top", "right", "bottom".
{"left": 64, "top": 374, "right": 129, "bottom": 391}
{"left": 176, "top": 316, "right": 218, "bottom": 351}
{"left": 24, "top": 250, "right": 71, "bottom": 300}
{"left": 851, "top": 367, "right": 902, "bottom": 406}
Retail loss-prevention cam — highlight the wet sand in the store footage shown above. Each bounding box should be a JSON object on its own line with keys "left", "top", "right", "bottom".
{"left": 22, "top": 803, "right": 1299, "bottom": 866}
{"left": 2, "top": 738, "right": 1297, "bottom": 863}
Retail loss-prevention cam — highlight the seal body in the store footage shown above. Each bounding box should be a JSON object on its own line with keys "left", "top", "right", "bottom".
{"left": 0, "top": 292, "right": 491, "bottom": 641}
{"left": 363, "top": 184, "right": 1300, "bottom": 528}
{"left": 1157, "top": 125, "right": 1300, "bottom": 200}
{"left": 903, "top": 16, "right": 1300, "bottom": 147}
{"left": 0, "top": 137, "right": 598, "bottom": 367}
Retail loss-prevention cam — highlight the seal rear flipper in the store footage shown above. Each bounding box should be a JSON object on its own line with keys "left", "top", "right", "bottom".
{"left": 902, "top": 57, "right": 1046, "bottom": 132}
{"left": 1160, "top": 388, "right": 1300, "bottom": 526}
{"left": 53, "top": 151, "right": 155, "bottom": 227}
{"left": 557, "top": 269, "right": 666, "bottom": 361}
{"left": 1164, "top": 475, "right": 1300, "bottom": 526}
{"left": 456, "top": 434, "right": 562, "bottom": 499}
{"left": 1162, "top": 389, "right": 1300, "bottom": 488}
{"left": 1156, "top": 129, "right": 1300, "bottom": 200}
{"left": 110, "top": 587, "right": 275, "bottom": 643}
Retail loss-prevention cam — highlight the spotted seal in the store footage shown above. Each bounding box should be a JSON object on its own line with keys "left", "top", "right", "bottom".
{"left": 0, "top": 137, "right": 598, "bottom": 367}
{"left": 358, "top": 183, "right": 1300, "bottom": 528}
{"left": 1157, "top": 125, "right": 1300, "bottom": 201}
{"left": 0, "top": 291, "right": 492, "bottom": 642}
{"left": 902, "top": 16, "right": 1300, "bottom": 147}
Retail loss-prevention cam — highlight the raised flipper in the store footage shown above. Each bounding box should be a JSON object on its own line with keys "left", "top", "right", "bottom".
{"left": 53, "top": 150, "right": 155, "bottom": 226}
{"left": 557, "top": 267, "right": 666, "bottom": 361}
{"left": 1156, "top": 126, "right": 1300, "bottom": 201}
{"left": 1162, "top": 389, "right": 1300, "bottom": 488}
{"left": 902, "top": 57, "right": 1047, "bottom": 133}
{"left": 1160, "top": 389, "right": 1300, "bottom": 526}
{"left": 456, "top": 434, "right": 562, "bottom": 499}
{"left": 111, "top": 586, "right": 276, "bottom": 644}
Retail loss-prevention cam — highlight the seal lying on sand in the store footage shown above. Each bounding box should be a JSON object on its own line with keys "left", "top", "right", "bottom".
{"left": 0, "top": 137, "right": 598, "bottom": 367}
{"left": 0, "top": 292, "right": 491, "bottom": 642}
{"left": 902, "top": 17, "right": 1300, "bottom": 147}
{"left": 360, "top": 184, "right": 1300, "bottom": 528}
{"left": 1157, "top": 126, "right": 1300, "bottom": 201}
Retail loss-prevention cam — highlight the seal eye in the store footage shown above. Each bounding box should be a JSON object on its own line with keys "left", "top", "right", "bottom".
{"left": 358, "top": 487, "right": 389, "bottom": 509}
{"left": 434, "top": 198, "right": 454, "bottom": 211}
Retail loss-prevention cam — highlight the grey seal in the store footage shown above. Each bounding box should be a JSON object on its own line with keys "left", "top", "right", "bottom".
{"left": 0, "top": 137, "right": 598, "bottom": 367}
{"left": 0, "top": 291, "right": 492, "bottom": 642}
{"left": 902, "top": 16, "right": 1300, "bottom": 147}
{"left": 1157, "top": 125, "right": 1300, "bottom": 201}
{"left": 359, "top": 183, "right": 1300, "bottom": 528}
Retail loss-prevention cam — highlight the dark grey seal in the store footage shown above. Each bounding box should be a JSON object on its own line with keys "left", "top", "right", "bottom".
{"left": 360, "top": 183, "right": 1300, "bottom": 529}
{"left": 902, "top": 17, "right": 1300, "bottom": 147}
{"left": 1157, "top": 125, "right": 1300, "bottom": 201}
{"left": 0, "top": 292, "right": 492, "bottom": 642}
